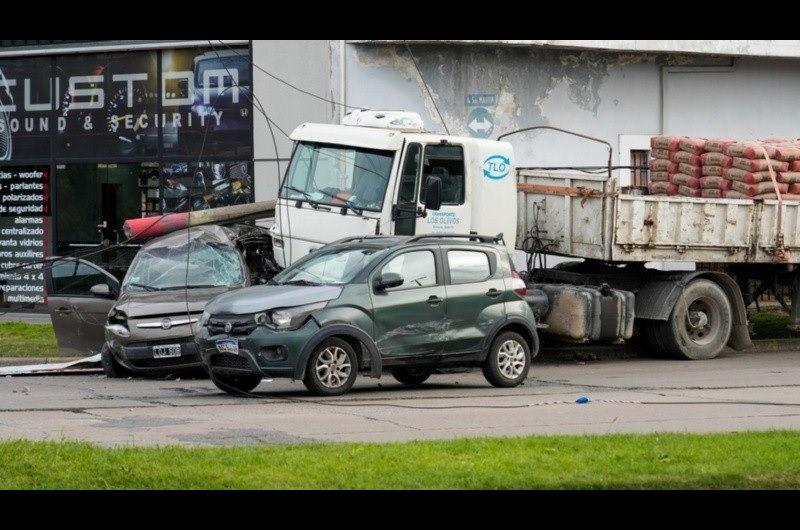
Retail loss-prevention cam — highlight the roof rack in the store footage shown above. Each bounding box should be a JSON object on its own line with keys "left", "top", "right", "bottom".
{"left": 331, "top": 235, "right": 401, "bottom": 245}
{"left": 407, "top": 233, "right": 505, "bottom": 244}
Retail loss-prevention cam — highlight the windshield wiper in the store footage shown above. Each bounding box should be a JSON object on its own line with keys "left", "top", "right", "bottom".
{"left": 283, "top": 185, "right": 321, "bottom": 209}
{"left": 127, "top": 282, "right": 161, "bottom": 292}
{"left": 280, "top": 279, "right": 322, "bottom": 286}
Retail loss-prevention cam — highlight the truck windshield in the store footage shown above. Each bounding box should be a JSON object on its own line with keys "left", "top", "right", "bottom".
{"left": 280, "top": 142, "right": 394, "bottom": 212}
{"left": 123, "top": 241, "right": 244, "bottom": 292}
{"left": 273, "top": 247, "right": 381, "bottom": 286}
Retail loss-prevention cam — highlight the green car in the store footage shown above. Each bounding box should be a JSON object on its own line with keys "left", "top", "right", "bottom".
{"left": 196, "top": 234, "right": 538, "bottom": 396}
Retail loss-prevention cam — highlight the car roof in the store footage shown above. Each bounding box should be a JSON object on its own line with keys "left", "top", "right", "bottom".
{"left": 329, "top": 235, "right": 504, "bottom": 251}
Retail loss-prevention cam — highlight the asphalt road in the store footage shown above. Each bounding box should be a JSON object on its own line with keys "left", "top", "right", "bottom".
{"left": 2, "top": 349, "right": 800, "bottom": 446}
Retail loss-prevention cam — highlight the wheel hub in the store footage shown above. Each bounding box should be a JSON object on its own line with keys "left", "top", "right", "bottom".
{"left": 315, "top": 346, "right": 351, "bottom": 388}
{"left": 497, "top": 340, "right": 525, "bottom": 379}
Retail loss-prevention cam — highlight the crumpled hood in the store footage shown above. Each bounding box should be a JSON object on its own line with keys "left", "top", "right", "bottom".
{"left": 205, "top": 284, "right": 343, "bottom": 315}
{"left": 115, "top": 286, "right": 233, "bottom": 318}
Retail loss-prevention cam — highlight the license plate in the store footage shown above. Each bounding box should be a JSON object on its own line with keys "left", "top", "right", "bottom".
{"left": 153, "top": 344, "right": 181, "bottom": 358}
{"left": 216, "top": 339, "right": 239, "bottom": 355}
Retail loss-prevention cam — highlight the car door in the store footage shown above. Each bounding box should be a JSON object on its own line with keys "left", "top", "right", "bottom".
{"left": 45, "top": 258, "right": 120, "bottom": 355}
{"left": 441, "top": 247, "right": 506, "bottom": 355}
{"left": 369, "top": 247, "right": 447, "bottom": 358}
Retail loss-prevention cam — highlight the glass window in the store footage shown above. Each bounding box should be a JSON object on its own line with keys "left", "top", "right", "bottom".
{"left": 397, "top": 143, "right": 421, "bottom": 205}
{"left": 381, "top": 251, "right": 436, "bottom": 290}
{"left": 123, "top": 239, "right": 244, "bottom": 292}
{"left": 448, "top": 250, "right": 490, "bottom": 284}
{"left": 275, "top": 246, "right": 381, "bottom": 286}
{"left": 51, "top": 260, "right": 108, "bottom": 296}
{"left": 421, "top": 144, "right": 465, "bottom": 205}
{"left": 281, "top": 142, "right": 394, "bottom": 212}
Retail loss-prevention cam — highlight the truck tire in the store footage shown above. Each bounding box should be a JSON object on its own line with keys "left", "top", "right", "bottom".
{"left": 651, "top": 279, "right": 733, "bottom": 360}
{"left": 391, "top": 366, "right": 433, "bottom": 386}
{"left": 100, "top": 344, "right": 133, "bottom": 378}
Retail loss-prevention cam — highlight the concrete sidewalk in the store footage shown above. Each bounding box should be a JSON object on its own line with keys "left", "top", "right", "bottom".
{"left": 0, "top": 312, "right": 51, "bottom": 324}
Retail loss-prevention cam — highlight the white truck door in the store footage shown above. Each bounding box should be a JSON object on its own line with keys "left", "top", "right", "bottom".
{"left": 415, "top": 143, "right": 471, "bottom": 236}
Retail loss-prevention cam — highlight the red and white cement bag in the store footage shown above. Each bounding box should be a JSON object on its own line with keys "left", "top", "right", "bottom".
{"left": 678, "top": 185, "right": 701, "bottom": 197}
{"left": 726, "top": 142, "right": 779, "bottom": 159}
{"left": 651, "top": 136, "right": 682, "bottom": 151}
{"left": 732, "top": 157, "right": 788, "bottom": 173}
{"left": 677, "top": 163, "right": 702, "bottom": 179}
{"left": 775, "top": 146, "right": 800, "bottom": 162}
{"left": 670, "top": 173, "right": 701, "bottom": 188}
{"left": 649, "top": 158, "right": 678, "bottom": 173}
{"left": 700, "top": 152, "right": 733, "bottom": 167}
{"left": 671, "top": 151, "right": 702, "bottom": 165}
{"left": 702, "top": 165, "right": 724, "bottom": 177}
{"left": 699, "top": 176, "right": 731, "bottom": 190}
{"left": 678, "top": 137, "right": 706, "bottom": 155}
{"left": 648, "top": 181, "right": 678, "bottom": 195}
{"left": 724, "top": 190, "right": 752, "bottom": 199}
{"left": 789, "top": 161, "right": 800, "bottom": 171}
{"left": 762, "top": 137, "right": 793, "bottom": 144}
{"left": 778, "top": 172, "right": 800, "bottom": 184}
{"left": 723, "top": 168, "right": 772, "bottom": 183}
{"left": 731, "top": 180, "right": 788, "bottom": 197}
{"left": 704, "top": 138, "right": 735, "bottom": 153}
{"left": 755, "top": 192, "right": 800, "bottom": 200}
{"left": 790, "top": 183, "right": 800, "bottom": 194}
{"left": 650, "top": 171, "right": 671, "bottom": 182}
{"left": 651, "top": 148, "right": 675, "bottom": 160}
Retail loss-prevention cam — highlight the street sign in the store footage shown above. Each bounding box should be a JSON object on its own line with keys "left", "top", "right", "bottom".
{"left": 467, "top": 106, "right": 493, "bottom": 139}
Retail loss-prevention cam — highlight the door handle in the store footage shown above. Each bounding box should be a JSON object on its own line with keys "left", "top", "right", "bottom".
{"left": 55, "top": 306, "right": 73, "bottom": 316}
{"left": 426, "top": 295, "right": 443, "bottom": 306}
{"left": 486, "top": 288, "right": 502, "bottom": 298}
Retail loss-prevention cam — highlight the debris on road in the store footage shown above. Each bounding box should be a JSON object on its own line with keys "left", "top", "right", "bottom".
{"left": 0, "top": 354, "right": 101, "bottom": 376}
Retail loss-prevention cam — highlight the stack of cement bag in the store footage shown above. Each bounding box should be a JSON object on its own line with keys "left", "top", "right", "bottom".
{"left": 648, "top": 136, "right": 800, "bottom": 199}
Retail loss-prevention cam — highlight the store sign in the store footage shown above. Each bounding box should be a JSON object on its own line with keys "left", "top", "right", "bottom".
{"left": 0, "top": 166, "right": 50, "bottom": 305}
{"left": 0, "top": 46, "right": 252, "bottom": 160}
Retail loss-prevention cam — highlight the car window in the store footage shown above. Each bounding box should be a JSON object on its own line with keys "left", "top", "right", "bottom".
{"left": 51, "top": 260, "right": 109, "bottom": 296}
{"left": 448, "top": 250, "right": 491, "bottom": 284}
{"left": 381, "top": 251, "right": 436, "bottom": 290}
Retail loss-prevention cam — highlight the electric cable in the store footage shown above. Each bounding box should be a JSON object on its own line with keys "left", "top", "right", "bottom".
{"left": 403, "top": 42, "right": 450, "bottom": 135}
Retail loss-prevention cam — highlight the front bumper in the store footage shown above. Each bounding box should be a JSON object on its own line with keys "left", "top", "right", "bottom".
{"left": 196, "top": 318, "right": 321, "bottom": 379}
{"left": 107, "top": 337, "right": 202, "bottom": 372}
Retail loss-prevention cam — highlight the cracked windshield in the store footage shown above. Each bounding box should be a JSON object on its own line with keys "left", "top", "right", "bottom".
{"left": 123, "top": 240, "right": 244, "bottom": 292}
{"left": 280, "top": 142, "right": 394, "bottom": 211}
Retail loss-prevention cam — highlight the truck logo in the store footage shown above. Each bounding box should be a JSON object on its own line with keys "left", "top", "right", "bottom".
{"left": 483, "top": 155, "right": 510, "bottom": 180}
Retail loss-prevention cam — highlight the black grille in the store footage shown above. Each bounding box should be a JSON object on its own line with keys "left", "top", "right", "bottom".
{"left": 207, "top": 315, "right": 257, "bottom": 335}
{"left": 211, "top": 354, "right": 250, "bottom": 369}
{"left": 130, "top": 355, "right": 199, "bottom": 368}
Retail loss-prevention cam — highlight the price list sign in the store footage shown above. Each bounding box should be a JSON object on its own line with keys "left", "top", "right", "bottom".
{"left": 0, "top": 166, "right": 51, "bottom": 306}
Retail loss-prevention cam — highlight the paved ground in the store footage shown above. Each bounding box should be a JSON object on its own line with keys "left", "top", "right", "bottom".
{"left": 1, "top": 348, "right": 799, "bottom": 446}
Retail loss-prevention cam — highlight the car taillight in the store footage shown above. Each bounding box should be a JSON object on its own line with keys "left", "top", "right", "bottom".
{"left": 511, "top": 270, "right": 527, "bottom": 297}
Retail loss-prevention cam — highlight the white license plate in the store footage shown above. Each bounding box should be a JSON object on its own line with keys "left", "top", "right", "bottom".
{"left": 152, "top": 344, "right": 181, "bottom": 358}
{"left": 216, "top": 339, "right": 239, "bottom": 355}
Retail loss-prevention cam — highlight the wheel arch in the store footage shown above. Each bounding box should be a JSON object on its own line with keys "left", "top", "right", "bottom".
{"left": 483, "top": 317, "right": 540, "bottom": 360}
{"left": 293, "top": 323, "right": 383, "bottom": 380}
{"left": 635, "top": 271, "right": 752, "bottom": 351}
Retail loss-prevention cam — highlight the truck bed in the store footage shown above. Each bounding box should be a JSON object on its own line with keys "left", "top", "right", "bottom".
{"left": 516, "top": 170, "right": 800, "bottom": 264}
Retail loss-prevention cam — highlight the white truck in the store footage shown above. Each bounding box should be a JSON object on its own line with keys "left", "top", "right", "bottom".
{"left": 267, "top": 110, "right": 800, "bottom": 360}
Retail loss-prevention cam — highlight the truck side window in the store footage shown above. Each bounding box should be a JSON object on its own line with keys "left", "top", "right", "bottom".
{"left": 398, "top": 143, "right": 421, "bottom": 205}
{"left": 421, "top": 144, "right": 465, "bottom": 205}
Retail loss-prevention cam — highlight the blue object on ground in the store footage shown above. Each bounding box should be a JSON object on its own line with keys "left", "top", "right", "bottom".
{"left": 575, "top": 396, "right": 590, "bottom": 404}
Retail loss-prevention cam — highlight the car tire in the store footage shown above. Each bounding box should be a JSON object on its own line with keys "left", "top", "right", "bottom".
{"left": 302, "top": 338, "right": 358, "bottom": 396}
{"left": 482, "top": 331, "right": 531, "bottom": 388}
{"left": 654, "top": 279, "right": 732, "bottom": 360}
{"left": 212, "top": 373, "right": 262, "bottom": 395}
{"left": 391, "top": 366, "right": 433, "bottom": 386}
{"left": 100, "top": 344, "right": 133, "bottom": 379}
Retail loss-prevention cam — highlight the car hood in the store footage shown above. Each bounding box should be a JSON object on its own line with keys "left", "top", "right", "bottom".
{"left": 205, "top": 284, "right": 343, "bottom": 315}
{"left": 115, "top": 286, "right": 234, "bottom": 318}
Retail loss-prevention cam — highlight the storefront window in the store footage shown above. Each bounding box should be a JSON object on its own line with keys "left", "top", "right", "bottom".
{"left": 160, "top": 160, "right": 253, "bottom": 213}
{"left": 0, "top": 57, "right": 52, "bottom": 161}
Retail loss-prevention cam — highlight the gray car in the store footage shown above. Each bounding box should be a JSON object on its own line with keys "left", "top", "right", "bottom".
{"left": 45, "top": 224, "right": 274, "bottom": 377}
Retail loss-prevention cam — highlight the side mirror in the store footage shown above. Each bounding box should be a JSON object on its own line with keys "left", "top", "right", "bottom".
{"left": 424, "top": 175, "right": 442, "bottom": 211}
{"left": 90, "top": 283, "right": 112, "bottom": 298}
{"left": 374, "top": 272, "right": 404, "bottom": 291}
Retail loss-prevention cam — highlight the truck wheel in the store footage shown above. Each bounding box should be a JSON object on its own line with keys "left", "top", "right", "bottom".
{"left": 100, "top": 344, "right": 133, "bottom": 378}
{"left": 212, "top": 373, "right": 262, "bottom": 395}
{"left": 391, "top": 366, "right": 433, "bottom": 386}
{"left": 657, "top": 279, "right": 733, "bottom": 360}
{"left": 302, "top": 338, "right": 358, "bottom": 396}
{"left": 482, "top": 331, "right": 530, "bottom": 387}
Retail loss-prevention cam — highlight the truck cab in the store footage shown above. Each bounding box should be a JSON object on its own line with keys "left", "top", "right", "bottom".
{"left": 269, "top": 110, "right": 517, "bottom": 268}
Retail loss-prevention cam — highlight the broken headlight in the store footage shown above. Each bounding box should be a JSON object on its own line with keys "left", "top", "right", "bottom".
{"left": 106, "top": 309, "right": 130, "bottom": 338}
{"left": 199, "top": 310, "right": 211, "bottom": 327}
{"left": 267, "top": 301, "right": 327, "bottom": 331}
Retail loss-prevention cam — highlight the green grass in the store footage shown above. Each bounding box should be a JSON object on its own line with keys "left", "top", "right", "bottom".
{"left": 749, "top": 307, "right": 800, "bottom": 339}
{"left": 0, "top": 322, "right": 58, "bottom": 357}
{"left": 2, "top": 431, "right": 800, "bottom": 489}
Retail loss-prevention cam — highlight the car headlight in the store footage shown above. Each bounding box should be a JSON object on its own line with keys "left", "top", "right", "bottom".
{"left": 268, "top": 301, "right": 327, "bottom": 330}
{"left": 199, "top": 310, "right": 211, "bottom": 327}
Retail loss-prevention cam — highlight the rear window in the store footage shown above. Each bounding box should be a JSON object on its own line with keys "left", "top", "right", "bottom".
{"left": 447, "top": 250, "right": 491, "bottom": 284}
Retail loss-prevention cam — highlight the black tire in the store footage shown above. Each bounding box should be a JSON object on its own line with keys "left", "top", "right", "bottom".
{"left": 649, "top": 279, "right": 732, "bottom": 360}
{"left": 391, "top": 366, "right": 433, "bottom": 386}
{"left": 482, "top": 331, "right": 531, "bottom": 388}
{"left": 100, "top": 344, "right": 133, "bottom": 378}
{"left": 212, "top": 373, "right": 262, "bottom": 395}
{"left": 302, "top": 337, "right": 358, "bottom": 396}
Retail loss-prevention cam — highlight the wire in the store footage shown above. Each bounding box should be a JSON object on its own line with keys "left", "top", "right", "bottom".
{"left": 403, "top": 42, "right": 450, "bottom": 135}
